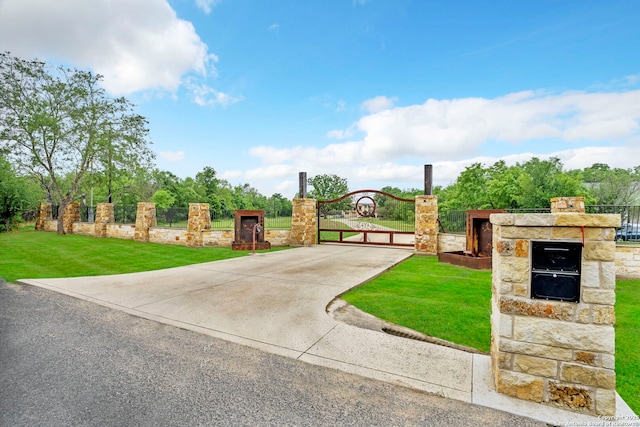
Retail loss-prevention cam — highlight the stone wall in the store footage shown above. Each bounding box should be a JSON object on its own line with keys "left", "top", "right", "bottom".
{"left": 106, "top": 224, "right": 135, "bottom": 240}
{"left": 149, "top": 227, "right": 189, "bottom": 245}
{"left": 615, "top": 245, "right": 640, "bottom": 278}
{"left": 266, "top": 229, "right": 290, "bottom": 246}
{"left": 290, "top": 198, "right": 316, "bottom": 246}
{"left": 438, "top": 233, "right": 466, "bottom": 253}
{"left": 43, "top": 219, "right": 58, "bottom": 232}
{"left": 490, "top": 212, "right": 620, "bottom": 416}
{"left": 202, "top": 230, "right": 234, "bottom": 246}
{"left": 72, "top": 222, "right": 95, "bottom": 236}
{"left": 415, "top": 195, "right": 438, "bottom": 254}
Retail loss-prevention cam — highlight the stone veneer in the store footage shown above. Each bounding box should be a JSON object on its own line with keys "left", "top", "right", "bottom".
{"left": 134, "top": 202, "right": 157, "bottom": 242}
{"left": 615, "top": 245, "right": 640, "bottom": 278}
{"left": 437, "top": 233, "right": 467, "bottom": 253}
{"left": 290, "top": 198, "right": 316, "bottom": 246}
{"left": 106, "top": 223, "right": 135, "bottom": 240}
{"left": 62, "top": 203, "right": 80, "bottom": 234}
{"left": 490, "top": 212, "right": 620, "bottom": 416}
{"left": 200, "top": 229, "right": 290, "bottom": 247}
{"left": 35, "top": 202, "right": 52, "bottom": 231}
{"left": 186, "top": 203, "right": 211, "bottom": 248}
{"left": 551, "top": 196, "right": 586, "bottom": 213}
{"left": 414, "top": 195, "right": 438, "bottom": 254}
{"left": 72, "top": 222, "right": 95, "bottom": 236}
{"left": 94, "top": 203, "right": 114, "bottom": 238}
{"left": 149, "top": 227, "right": 189, "bottom": 245}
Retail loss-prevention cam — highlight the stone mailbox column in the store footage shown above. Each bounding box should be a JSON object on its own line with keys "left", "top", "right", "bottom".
{"left": 134, "top": 202, "right": 157, "bottom": 242}
{"left": 551, "top": 197, "right": 586, "bottom": 213}
{"left": 187, "top": 203, "right": 210, "bottom": 248}
{"left": 35, "top": 202, "right": 52, "bottom": 231}
{"left": 62, "top": 202, "right": 80, "bottom": 234}
{"left": 414, "top": 195, "right": 438, "bottom": 254}
{"left": 490, "top": 212, "right": 620, "bottom": 416}
{"left": 290, "top": 198, "right": 316, "bottom": 246}
{"left": 94, "top": 203, "right": 114, "bottom": 238}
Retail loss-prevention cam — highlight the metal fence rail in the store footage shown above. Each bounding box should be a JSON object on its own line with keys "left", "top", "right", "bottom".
{"left": 438, "top": 206, "right": 640, "bottom": 235}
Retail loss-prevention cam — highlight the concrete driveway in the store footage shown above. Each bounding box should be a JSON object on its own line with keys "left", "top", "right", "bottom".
{"left": 18, "top": 244, "right": 637, "bottom": 425}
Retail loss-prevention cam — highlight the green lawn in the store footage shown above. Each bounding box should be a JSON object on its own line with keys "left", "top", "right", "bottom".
{"left": 342, "top": 255, "right": 492, "bottom": 352}
{"left": 0, "top": 230, "right": 284, "bottom": 283}
{"left": 318, "top": 218, "right": 359, "bottom": 241}
{"left": 342, "top": 255, "right": 639, "bottom": 415}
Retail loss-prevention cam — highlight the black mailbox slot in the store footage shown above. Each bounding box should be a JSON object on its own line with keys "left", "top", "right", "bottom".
{"left": 531, "top": 241, "right": 581, "bottom": 303}
{"left": 532, "top": 241, "right": 581, "bottom": 271}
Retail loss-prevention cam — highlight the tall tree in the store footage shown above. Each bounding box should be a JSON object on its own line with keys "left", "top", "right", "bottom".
{"left": 516, "top": 157, "right": 591, "bottom": 208}
{"left": 0, "top": 52, "right": 154, "bottom": 233}
{"left": 307, "top": 174, "right": 349, "bottom": 201}
{"left": 308, "top": 174, "right": 350, "bottom": 215}
{"left": 0, "top": 154, "right": 41, "bottom": 231}
{"left": 582, "top": 163, "right": 640, "bottom": 205}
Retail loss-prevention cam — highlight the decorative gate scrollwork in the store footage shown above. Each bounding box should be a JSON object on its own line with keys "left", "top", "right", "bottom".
{"left": 317, "top": 189, "right": 415, "bottom": 247}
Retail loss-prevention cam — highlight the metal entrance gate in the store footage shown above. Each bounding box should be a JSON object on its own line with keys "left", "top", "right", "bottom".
{"left": 317, "top": 190, "right": 415, "bottom": 247}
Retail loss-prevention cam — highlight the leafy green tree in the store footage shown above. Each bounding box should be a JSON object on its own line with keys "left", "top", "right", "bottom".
{"left": 515, "top": 157, "right": 592, "bottom": 208}
{"left": 266, "top": 193, "right": 292, "bottom": 217}
{"left": 375, "top": 186, "right": 421, "bottom": 221}
{"left": 308, "top": 174, "right": 350, "bottom": 215}
{"left": 151, "top": 189, "right": 176, "bottom": 209}
{"left": 0, "top": 52, "right": 154, "bottom": 233}
{"left": 582, "top": 163, "right": 640, "bottom": 205}
{"left": 439, "top": 163, "right": 492, "bottom": 210}
{"left": 308, "top": 174, "right": 349, "bottom": 200}
{"left": 0, "top": 155, "right": 41, "bottom": 231}
{"left": 485, "top": 161, "right": 522, "bottom": 209}
{"left": 439, "top": 158, "right": 594, "bottom": 211}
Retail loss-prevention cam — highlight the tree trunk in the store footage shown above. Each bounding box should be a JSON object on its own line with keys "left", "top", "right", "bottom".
{"left": 57, "top": 201, "right": 67, "bottom": 235}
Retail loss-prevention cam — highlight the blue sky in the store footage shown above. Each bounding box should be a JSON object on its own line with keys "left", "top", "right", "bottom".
{"left": 1, "top": 0, "right": 640, "bottom": 197}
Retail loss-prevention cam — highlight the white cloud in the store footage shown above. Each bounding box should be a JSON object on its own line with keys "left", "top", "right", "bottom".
{"left": 325, "top": 89, "right": 640, "bottom": 164}
{"left": 360, "top": 95, "right": 397, "bottom": 113}
{"left": 0, "top": 0, "right": 219, "bottom": 98}
{"left": 185, "top": 79, "right": 243, "bottom": 107}
{"left": 244, "top": 88, "right": 640, "bottom": 195}
{"left": 268, "top": 23, "right": 280, "bottom": 31}
{"left": 160, "top": 150, "right": 185, "bottom": 162}
{"left": 195, "top": 0, "right": 220, "bottom": 15}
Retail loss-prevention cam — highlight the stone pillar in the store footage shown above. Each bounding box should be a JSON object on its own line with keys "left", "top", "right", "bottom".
{"left": 94, "top": 203, "right": 114, "bottom": 238}
{"left": 290, "top": 198, "right": 316, "bottom": 246}
{"left": 62, "top": 202, "right": 80, "bottom": 234}
{"left": 490, "top": 212, "right": 620, "bottom": 416}
{"left": 551, "top": 197, "right": 586, "bottom": 213}
{"left": 35, "top": 202, "right": 52, "bottom": 231}
{"left": 414, "top": 195, "right": 438, "bottom": 254}
{"left": 186, "top": 203, "right": 211, "bottom": 247}
{"left": 134, "top": 202, "right": 157, "bottom": 242}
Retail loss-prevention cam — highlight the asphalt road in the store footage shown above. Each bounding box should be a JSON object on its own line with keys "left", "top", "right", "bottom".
{"left": 0, "top": 281, "right": 545, "bottom": 427}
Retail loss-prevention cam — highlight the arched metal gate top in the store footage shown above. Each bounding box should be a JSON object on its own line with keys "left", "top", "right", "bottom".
{"left": 317, "top": 189, "right": 415, "bottom": 204}
{"left": 317, "top": 189, "right": 416, "bottom": 247}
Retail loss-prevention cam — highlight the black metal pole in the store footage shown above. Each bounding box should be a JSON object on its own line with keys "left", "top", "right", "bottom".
{"left": 299, "top": 172, "right": 307, "bottom": 198}
{"left": 424, "top": 164, "right": 433, "bottom": 195}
